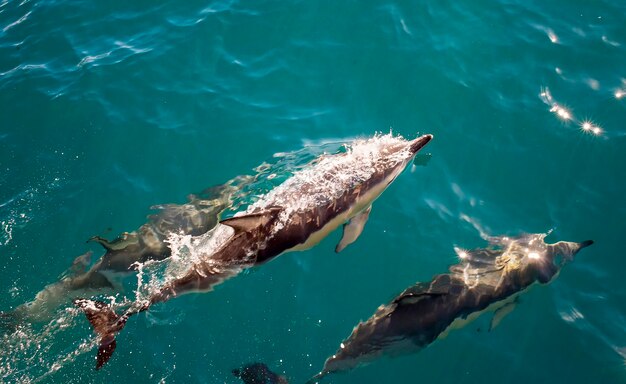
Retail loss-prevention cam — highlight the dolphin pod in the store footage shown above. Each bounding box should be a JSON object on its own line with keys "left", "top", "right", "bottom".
{"left": 307, "top": 233, "right": 593, "bottom": 383}
{"left": 74, "top": 133, "right": 433, "bottom": 369}
{"left": 6, "top": 132, "right": 593, "bottom": 381}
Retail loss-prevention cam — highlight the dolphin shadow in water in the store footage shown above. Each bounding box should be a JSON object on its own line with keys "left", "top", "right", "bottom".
{"left": 308, "top": 233, "right": 593, "bottom": 383}
{"left": 1, "top": 176, "right": 253, "bottom": 325}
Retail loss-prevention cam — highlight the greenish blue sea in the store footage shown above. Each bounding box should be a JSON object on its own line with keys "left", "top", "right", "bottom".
{"left": 1, "top": 0, "right": 625, "bottom": 383}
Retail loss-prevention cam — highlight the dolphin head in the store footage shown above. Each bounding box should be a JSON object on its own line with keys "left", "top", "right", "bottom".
{"left": 500, "top": 234, "right": 593, "bottom": 284}
{"left": 309, "top": 312, "right": 397, "bottom": 382}
{"left": 365, "top": 133, "right": 433, "bottom": 182}
{"left": 547, "top": 239, "right": 594, "bottom": 267}
{"left": 383, "top": 133, "right": 433, "bottom": 161}
{"left": 311, "top": 347, "right": 363, "bottom": 383}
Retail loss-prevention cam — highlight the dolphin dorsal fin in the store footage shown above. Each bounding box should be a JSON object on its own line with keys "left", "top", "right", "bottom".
{"left": 395, "top": 291, "right": 446, "bottom": 306}
{"left": 393, "top": 279, "right": 450, "bottom": 306}
{"left": 220, "top": 207, "right": 282, "bottom": 233}
{"left": 88, "top": 236, "right": 114, "bottom": 251}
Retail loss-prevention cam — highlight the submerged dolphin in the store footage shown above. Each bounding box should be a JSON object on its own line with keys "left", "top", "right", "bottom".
{"left": 232, "top": 362, "right": 289, "bottom": 384}
{"left": 75, "top": 133, "right": 433, "bottom": 369}
{"left": 2, "top": 176, "right": 251, "bottom": 325}
{"left": 308, "top": 233, "right": 593, "bottom": 382}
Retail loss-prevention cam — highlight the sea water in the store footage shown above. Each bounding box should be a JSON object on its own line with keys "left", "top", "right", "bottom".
{"left": 1, "top": 0, "right": 625, "bottom": 383}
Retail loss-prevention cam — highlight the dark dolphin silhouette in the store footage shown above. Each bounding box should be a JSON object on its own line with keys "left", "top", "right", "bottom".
{"left": 232, "top": 362, "right": 288, "bottom": 384}
{"left": 308, "top": 233, "right": 593, "bottom": 382}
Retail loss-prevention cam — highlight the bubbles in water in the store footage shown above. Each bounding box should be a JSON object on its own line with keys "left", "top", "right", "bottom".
{"left": 0, "top": 218, "right": 15, "bottom": 246}
{"left": 0, "top": 177, "right": 63, "bottom": 247}
{"left": 0, "top": 307, "right": 97, "bottom": 382}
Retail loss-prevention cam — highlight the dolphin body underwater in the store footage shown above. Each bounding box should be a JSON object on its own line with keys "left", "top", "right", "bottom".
{"left": 232, "top": 362, "right": 289, "bottom": 384}
{"left": 74, "top": 133, "right": 434, "bottom": 369}
{"left": 1, "top": 176, "right": 252, "bottom": 325}
{"left": 308, "top": 233, "right": 593, "bottom": 382}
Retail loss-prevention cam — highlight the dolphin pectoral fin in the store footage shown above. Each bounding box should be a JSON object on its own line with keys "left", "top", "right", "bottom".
{"left": 220, "top": 207, "right": 282, "bottom": 233}
{"left": 335, "top": 206, "right": 372, "bottom": 253}
{"left": 489, "top": 297, "right": 518, "bottom": 331}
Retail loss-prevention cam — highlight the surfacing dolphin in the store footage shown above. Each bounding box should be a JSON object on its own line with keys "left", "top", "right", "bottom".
{"left": 2, "top": 176, "right": 251, "bottom": 325}
{"left": 74, "top": 133, "right": 433, "bottom": 369}
{"left": 308, "top": 233, "right": 593, "bottom": 382}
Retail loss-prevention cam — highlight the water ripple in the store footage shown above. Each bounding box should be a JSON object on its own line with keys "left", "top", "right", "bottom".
{"left": 2, "top": 9, "right": 31, "bottom": 32}
{"left": 76, "top": 40, "right": 152, "bottom": 68}
{"left": 1, "top": 0, "right": 625, "bottom": 381}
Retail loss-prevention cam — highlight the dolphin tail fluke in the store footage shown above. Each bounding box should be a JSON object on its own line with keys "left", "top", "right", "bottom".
{"left": 74, "top": 298, "right": 127, "bottom": 370}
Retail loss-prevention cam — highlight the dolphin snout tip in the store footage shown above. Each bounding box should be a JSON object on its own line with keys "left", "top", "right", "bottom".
{"left": 409, "top": 133, "right": 434, "bottom": 153}
{"left": 580, "top": 239, "right": 594, "bottom": 248}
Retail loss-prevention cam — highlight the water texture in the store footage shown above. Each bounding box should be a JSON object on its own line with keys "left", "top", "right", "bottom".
{"left": 1, "top": 0, "right": 625, "bottom": 383}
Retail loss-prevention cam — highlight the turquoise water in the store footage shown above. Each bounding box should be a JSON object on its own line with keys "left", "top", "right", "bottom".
{"left": 1, "top": 0, "right": 626, "bottom": 382}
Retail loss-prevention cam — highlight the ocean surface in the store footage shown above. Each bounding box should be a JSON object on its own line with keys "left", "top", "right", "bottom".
{"left": 1, "top": 0, "right": 625, "bottom": 383}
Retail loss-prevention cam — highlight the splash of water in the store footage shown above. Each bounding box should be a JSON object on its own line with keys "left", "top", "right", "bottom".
{"left": 0, "top": 307, "right": 97, "bottom": 383}
{"left": 0, "top": 177, "right": 63, "bottom": 247}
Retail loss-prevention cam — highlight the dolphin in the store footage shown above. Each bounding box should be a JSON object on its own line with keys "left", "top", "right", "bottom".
{"left": 2, "top": 176, "right": 252, "bottom": 325}
{"left": 308, "top": 233, "right": 593, "bottom": 382}
{"left": 232, "top": 362, "right": 289, "bottom": 384}
{"left": 74, "top": 133, "right": 433, "bottom": 369}
{"left": 87, "top": 176, "right": 254, "bottom": 273}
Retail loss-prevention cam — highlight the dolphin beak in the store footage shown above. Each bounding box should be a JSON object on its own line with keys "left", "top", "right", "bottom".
{"left": 570, "top": 239, "right": 594, "bottom": 255}
{"left": 568, "top": 239, "right": 594, "bottom": 261}
{"left": 580, "top": 240, "right": 594, "bottom": 248}
{"left": 409, "top": 134, "right": 433, "bottom": 154}
{"left": 553, "top": 239, "right": 594, "bottom": 262}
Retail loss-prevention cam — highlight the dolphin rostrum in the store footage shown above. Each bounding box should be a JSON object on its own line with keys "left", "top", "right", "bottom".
{"left": 74, "top": 133, "right": 433, "bottom": 369}
{"left": 2, "top": 176, "right": 252, "bottom": 325}
{"left": 232, "top": 362, "right": 289, "bottom": 384}
{"left": 308, "top": 233, "right": 593, "bottom": 382}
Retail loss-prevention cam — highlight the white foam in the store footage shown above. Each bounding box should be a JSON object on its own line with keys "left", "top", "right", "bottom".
{"left": 0, "top": 307, "right": 96, "bottom": 382}
{"left": 129, "top": 224, "right": 238, "bottom": 302}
